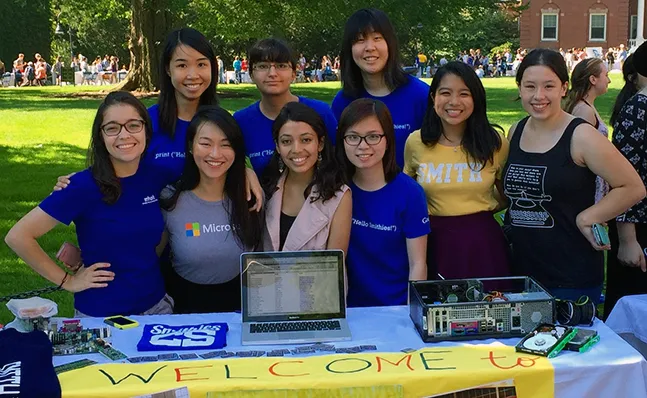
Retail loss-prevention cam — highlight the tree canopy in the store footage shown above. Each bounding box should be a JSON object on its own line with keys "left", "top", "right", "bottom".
{"left": 4, "top": 0, "right": 519, "bottom": 90}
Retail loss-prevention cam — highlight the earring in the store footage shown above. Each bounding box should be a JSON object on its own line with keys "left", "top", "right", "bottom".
{"left": 278, "top": 158, "right": 284, "bottom": 173}
{"left": 318, "top": 152, "right": 322, "bottom": 162}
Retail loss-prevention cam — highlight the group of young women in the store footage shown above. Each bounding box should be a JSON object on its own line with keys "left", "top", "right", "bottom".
{"left": 5, "top": 8, "right": 647, "bottom": 319}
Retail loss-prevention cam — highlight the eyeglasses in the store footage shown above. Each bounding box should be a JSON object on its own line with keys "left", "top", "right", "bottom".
{"left": 100, "top": 119, "right": 145, "bottom": 136}
{"left": 343, "top": 133, "right": 385, "bottom": 146}
{"left": 253, "top": 62, "right": 292, "bottom": 72}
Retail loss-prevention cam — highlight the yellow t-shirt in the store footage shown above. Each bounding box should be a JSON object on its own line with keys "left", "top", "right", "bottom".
{"left": 404, "top": 129, "right": 509, "bottom": 216}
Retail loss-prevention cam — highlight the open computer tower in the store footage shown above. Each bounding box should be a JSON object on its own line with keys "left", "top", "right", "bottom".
{"left": 409, "top": 276, "right": 555, "bottom": 342}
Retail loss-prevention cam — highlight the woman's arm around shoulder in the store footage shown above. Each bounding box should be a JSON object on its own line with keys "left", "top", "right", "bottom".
{"left": 326, "top": 189, "right": 352, "bottom": 254}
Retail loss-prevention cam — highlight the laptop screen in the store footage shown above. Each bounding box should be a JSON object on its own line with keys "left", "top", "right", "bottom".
{"left": 241, "top": 251, "right": 345, "bottom": 322}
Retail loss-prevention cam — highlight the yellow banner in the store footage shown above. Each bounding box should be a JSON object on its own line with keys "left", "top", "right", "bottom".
{"left": 59, "top": 346, "right": 554, "bottom": 398}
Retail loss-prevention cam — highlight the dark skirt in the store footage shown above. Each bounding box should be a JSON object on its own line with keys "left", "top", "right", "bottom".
{"left": 427, "top": 211, "right": 511, "bottom": 280}
{"left": 167, "top": 266, "right": 241, "bottom": 314}
{"left": 603, "top": 220, "right": 647, "bottom": 318}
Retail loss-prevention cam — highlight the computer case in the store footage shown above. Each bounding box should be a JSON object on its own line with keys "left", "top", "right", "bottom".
{"left": 409, "top": 276, "right": 555, "bottom": 342}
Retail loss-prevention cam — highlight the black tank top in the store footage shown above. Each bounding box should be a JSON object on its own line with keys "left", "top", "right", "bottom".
{"left": 279, "top": 212, "right": 297, "bottom": 251}
{"left": 503, "top": 116, "right": 603, "bottom": 289}
{"left": 582, "top": 100, "right": 600, "bottom": 129}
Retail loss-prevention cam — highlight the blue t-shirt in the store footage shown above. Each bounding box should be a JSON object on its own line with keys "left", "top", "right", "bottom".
{"left": 39, "top": 165, "right": 168, "bottom": 317}
{"left": 346, "top": 173, "right": 430, "bottom": 307}
{"left": 233, "top": 97, "right": 338, "bottom": 176}
{"left": 332, "top": 75, "right": 429, "bottom": 167}
{"left": 137, "top": 322, "right": 228, "bottom": 351}
{"left": 144, "top": 104, "right": 190, "bottom": 183}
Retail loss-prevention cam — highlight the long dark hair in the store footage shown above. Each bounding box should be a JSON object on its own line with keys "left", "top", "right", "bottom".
{"left": 88, "top": 91, "right": 152, "bottom": 204}
{"left": 263, "top": 102, "right": 346, "bottom": 203}
{"left": 157, "top": 28, "right": 218, "bottom": 138}
{"left": 160, "top": 106, "right": 261, "bottom": 249}
{"left": 340, "top": 8, "right": 408, "bottom": 97}
{"left": 335, "top": 98, "right": 399, "bottom": 182}
{"left": 610, "top": 55, "right": 638, "bottom": 127}
{"left": 421, "top": 61, "right": 502, "bottom": 170}
{"left": 564, "top": 58, "right": 605, "bottom": 113}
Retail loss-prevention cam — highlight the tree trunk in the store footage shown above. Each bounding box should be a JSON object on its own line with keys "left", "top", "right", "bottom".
{"left": 113, "top": 0, "right": 171, "bottom": 92}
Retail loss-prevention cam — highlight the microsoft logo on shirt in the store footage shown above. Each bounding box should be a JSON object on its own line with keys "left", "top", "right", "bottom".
{"left": 185, "top": 223, "right": 200, "bottom": 237}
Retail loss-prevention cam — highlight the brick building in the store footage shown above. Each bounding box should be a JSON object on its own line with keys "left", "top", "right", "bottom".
{"left": 519, "top": 0, "right": 646, "bottom": 50}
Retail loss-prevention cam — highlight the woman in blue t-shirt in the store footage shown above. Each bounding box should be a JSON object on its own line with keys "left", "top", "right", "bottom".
{"left": 335, "top": 98, "right": 429, "bottom": 307}
{"left": 159, "top": 106, "right": 262, "bottom": 314}
{"left": 147, "top": 28, "right": 261, "bottom": 208}
{"left": 332, "top": 8, "right": 429, "bottom": 168}
{"left": 57, "top": 28, "right": 263, "bottom": 207}
{"left": 5, "top": 92, "right": 171, "bottom": 317}
{"left": 146, "top": 27, "right": 219, "bottom": 181}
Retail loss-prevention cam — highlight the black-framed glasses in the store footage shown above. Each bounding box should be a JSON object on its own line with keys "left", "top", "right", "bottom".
{"left": 343, "top": 133, "right": 385, "bottom": 146}
{"left": 100, "top": 119, "right": 145, "bottom": 136}
{"left": 253, "top": 62, "right": 292, "bottom": 72}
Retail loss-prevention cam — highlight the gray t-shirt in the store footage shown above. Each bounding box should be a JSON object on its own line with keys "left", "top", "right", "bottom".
{"left": 162, "top": 187, "right": 246, "bottom": 285}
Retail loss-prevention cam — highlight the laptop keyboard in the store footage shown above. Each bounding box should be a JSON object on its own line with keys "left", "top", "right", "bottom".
{"left": 250, "top": 320, "right": 341, "bottom": 334}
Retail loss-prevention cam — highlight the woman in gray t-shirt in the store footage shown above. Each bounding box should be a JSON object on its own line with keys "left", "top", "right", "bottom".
{"left": 160, "top": 106, "right": 262, "bottom": 314}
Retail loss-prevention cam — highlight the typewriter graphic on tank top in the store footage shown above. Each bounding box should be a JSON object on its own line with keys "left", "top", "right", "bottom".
{"left": 504, "top": 164, "right": 555, "bottom": 228}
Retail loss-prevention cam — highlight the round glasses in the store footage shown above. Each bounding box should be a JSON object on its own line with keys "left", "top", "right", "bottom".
{"left": 343, "top": 133, "right": 385, "bottom": 146}
{"left": 252, "top": 62, "right": 292, "bottom": 72}
{"left": 100, "top": 119, "right": 145, "bottom": 136}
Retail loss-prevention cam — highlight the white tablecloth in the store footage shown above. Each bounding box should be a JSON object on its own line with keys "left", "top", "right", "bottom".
{"left": 53, "top": 306, "right": 647, "bottom": 397}
{"left": 606, "top": 294, "right": 647, "bottom": 358}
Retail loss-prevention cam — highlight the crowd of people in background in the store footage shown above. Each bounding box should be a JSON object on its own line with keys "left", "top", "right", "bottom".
{"left": 226, "top": 52, "right": 341, "bottom": 84}
{"left": 3, "top": 41, "right": 631, "bottom": 89}
{"left": 1, "top": 52, "right": 127, "bottom": 87}
{"left": 5, "top": 53, "right": 51, "bottom": 87}
{"left": 561, "top": 45, "right": 629, "bottom": 74}
{"left": 410, "top": 43, "right": 632, "bottom": 81}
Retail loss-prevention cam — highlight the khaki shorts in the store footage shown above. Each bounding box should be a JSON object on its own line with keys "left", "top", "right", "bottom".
{"left": 74, "top": 294, "right": 174, "bottom": 318}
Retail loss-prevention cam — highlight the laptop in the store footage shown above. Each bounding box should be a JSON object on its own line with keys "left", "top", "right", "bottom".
{"left": 240, "top": 250, "right": 352, "bottom": 345}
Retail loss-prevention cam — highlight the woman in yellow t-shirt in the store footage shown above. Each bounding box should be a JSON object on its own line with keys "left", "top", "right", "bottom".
{"left": 404, "top": 61, "right": 510, "bottom": 280}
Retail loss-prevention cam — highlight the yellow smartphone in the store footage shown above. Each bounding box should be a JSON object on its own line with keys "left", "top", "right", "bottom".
{"left": 104, "top": 315, "right": 139, "bottom": 330}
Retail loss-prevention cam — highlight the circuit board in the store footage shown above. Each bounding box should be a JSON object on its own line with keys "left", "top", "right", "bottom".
{"left": 54, "top": 359, "right": 98, "bottom": 374}
{"left": 48, "top": 322, "right": 126, "bottom": 360}
{"left": 97, "top": 340, "right": 128, "bottom": 361}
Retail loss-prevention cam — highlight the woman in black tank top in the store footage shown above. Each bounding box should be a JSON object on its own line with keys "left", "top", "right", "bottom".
{"left": 502, "top": 49, "right": 645, "bottom": 305}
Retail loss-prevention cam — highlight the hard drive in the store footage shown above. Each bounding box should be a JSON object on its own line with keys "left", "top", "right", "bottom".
{"left": 515, "top": 323, "right": 577, "bottom": 358}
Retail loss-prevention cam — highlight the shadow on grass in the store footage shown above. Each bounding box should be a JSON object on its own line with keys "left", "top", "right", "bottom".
{"left": 0, "top": 88, "right": 104, "bottom": 111}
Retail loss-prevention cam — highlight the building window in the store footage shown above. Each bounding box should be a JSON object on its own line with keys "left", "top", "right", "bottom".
{"left": 541, "top": 13, "right": 558, "bottom": 41}
{"left": 631, "top": 15, "right": 638, "bottom": 40}
{"left": 589, "top": 13, "right": 607, "bottom": 41}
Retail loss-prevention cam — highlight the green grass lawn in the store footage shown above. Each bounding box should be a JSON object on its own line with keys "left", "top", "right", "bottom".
{"left": 0, "top": 76, "right": 625, "bottom": 324}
